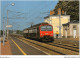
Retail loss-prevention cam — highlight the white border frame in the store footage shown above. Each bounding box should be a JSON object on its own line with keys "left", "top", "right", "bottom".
{"left": 0, "top": 0, "right": 80, "bottom": 58}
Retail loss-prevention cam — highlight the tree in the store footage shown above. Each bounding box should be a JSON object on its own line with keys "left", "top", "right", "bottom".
{"left": 0, "top": 30, "right": 3, "bottom": 36}
{"left": 53, "top": 1, "right": 79, "bottom": 21}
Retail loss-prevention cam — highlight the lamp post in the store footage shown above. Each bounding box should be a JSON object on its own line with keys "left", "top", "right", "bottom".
{"left": 6, "top": 3, "right": 15, "bottom": 40}
{"left": 7, "top": 10, "right": 8, "bottom": 40}
{"left": 3, "top": 3, "right": 15, "bottom": 45}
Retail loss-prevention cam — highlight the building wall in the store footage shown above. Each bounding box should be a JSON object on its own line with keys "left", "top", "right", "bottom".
{"left": 63, "top": 23, "right": 79, "bottom": 38}
{"left": 44, "top": 15, "right": 70, "bottom": 38}
{"left": 77, "top": 24, "right": 79, "bottom": 38}
{"left": 63, "top": 26, "right": 66, "bottom": 38}
{"left": 63, "top": 26, "right": 70, "bottom": 38}
{"left": 70, "top": 23, "right": 79, "bottom": 38}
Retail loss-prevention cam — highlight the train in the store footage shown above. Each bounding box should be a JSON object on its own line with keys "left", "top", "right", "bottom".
{"left": 23, "top": 22, "right": 54, "bottom": 42}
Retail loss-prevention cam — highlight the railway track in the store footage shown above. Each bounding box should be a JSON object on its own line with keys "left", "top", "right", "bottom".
{"left": 11, "top": 35, "right": 79, "bottom": 55}
{"left": 47, "top": 42, "right": 79, "bottom": 52}
{"left": 15, "top": 37, "right": 66, "bottom": 55}
{"left": 49, "top": 42, "right": 79, "bottom": 48}
{"left": 15, "top": 35, "right": 79, "bottom": 52}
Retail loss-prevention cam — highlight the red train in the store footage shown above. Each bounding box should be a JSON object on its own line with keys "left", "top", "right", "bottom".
{"left": 23, "top": 22, "right": 54, "bottom": 42}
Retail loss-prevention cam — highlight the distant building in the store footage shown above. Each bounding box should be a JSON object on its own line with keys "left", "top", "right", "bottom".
{"left": 62, "top": 20, "right": 79, "bottom": 39}
{"left": 44, "top": 8, "right": 70, "bottom": 38}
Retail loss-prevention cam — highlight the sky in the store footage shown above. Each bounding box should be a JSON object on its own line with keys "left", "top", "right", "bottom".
{"left": 1, "top": 0, "right": 59, "bottom": 30}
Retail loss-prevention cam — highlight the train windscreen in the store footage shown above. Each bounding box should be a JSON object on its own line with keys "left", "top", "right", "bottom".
{"left": 47, "top": 26, "right": 52, "bottom": 31}
{"left": 41, "top": 26, "right": 46, "bottom": 31}
{"left": 41, "top": 26, "right": 52, "bottom": 31}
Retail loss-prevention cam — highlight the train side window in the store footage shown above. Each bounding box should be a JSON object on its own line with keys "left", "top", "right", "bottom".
{"left": 33, "top": 28, "right": 37, "bottom": 33}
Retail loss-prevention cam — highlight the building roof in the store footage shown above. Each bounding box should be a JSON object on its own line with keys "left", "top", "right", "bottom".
{"left": 63, "top": 20, "right": 79, "bottom": 26}
{"left": 62, "top": 23, "right": 69, "bottom": 26}
{"left": 44, "top": 14, "right": 70, "bottom": 19}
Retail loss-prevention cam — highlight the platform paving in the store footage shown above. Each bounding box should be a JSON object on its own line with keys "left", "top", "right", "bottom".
{"left": 0, "top": 37, "right": 12, "bottom": 55}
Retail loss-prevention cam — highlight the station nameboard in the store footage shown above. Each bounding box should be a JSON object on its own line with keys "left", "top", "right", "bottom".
{"left": 6, "top": 25, "right": 12, "bottom": 27}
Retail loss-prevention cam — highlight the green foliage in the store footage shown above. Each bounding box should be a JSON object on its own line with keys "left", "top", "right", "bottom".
{"left": 54, "top": 1, "right": 79, "bottom": 21}
{"left": 0, "top": 30, "right": 3, "bottom": 36}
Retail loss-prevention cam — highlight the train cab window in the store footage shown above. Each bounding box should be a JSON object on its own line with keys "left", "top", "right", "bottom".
{"left": 41, "top": 26, "right": 52, "bottom": 31}
{"left": 41, "top": 26, "right": 46, "bottom": 31}
{"left": 47, "top": 26, "right": 52, "bottom": 31}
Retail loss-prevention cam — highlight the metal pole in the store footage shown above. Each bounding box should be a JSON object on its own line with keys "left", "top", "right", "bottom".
{"left": 7, "top": 10, "right": 8, "bottom": 39}
{"left": 12, "top": 26, "right": 13, "bottom": 34}
{"left": 5, "top": 22, "right": 6, "bottom": 38}
{"left": 2, "top": 4, "right": 9, "bottom": 46}
{"left": 2, "top": 3, "right": 15, "bottom": 43}
{"left": 3, "top": 17, "right": 5, "bottom": 46}
{"left": 48, "top": 17, "right": 51, "bottom": 24}
{"left": 4, "top": 18, "right": 6, "bottom": 42}
{"left": 59, "top": 9, "right": 61, "bottom": 38}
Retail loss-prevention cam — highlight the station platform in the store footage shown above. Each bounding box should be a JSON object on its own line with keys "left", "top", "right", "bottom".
{"left": 0, "top": 37, "right": 12, "bottom": 55}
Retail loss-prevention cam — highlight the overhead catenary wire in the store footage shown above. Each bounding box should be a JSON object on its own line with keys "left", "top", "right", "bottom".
{"left": 23, "top": 1, "right": 55, "bottom": 29}
{"left": 26, "top": 1, "right": 54, "bottom": 22}
{"left": 21, "top": 1, "right": 50, "bottom": 28}
{"left": 8, "top": 10, "right": 26, "bottom": 19}
{"left": 27, "top": 2, "right": 54, "bottom": 23}
{"left": 25, "top": 1, "right": 49, "bottom": 20}
{"left": 25, "top": 1, "right": 45, "bottom": 18}
{"left": 7, "top": 1, "right": 56, "bottom": 30}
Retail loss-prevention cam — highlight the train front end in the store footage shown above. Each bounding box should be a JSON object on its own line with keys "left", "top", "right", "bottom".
{"left": 39, "top": 24, "right": 54, "bottom": 42}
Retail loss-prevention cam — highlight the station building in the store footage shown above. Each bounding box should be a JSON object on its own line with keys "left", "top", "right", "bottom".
{"left": 44, "top": 8, "right": 70, "bottom": 38}
{"left": 62, "top": 20, "right": 79, "bottom": 39}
